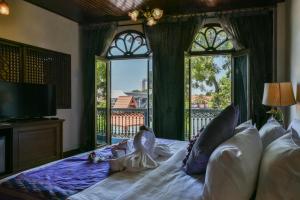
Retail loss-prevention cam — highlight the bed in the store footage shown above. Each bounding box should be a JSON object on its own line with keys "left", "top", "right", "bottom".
{"left": 0, "top": 139, "right": 205, "bottom": 200}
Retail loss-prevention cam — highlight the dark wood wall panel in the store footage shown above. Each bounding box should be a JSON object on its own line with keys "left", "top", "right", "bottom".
{"left": 45, "top": 52, "right": 71, "bottom": 108}
{"left": 0, "top": 38, "right": 71, "bottom": 109}
{"left": 0, "top": 41, "right": 22, "bottom": 83}
{"left": 24, "top": 48, "right": 47, "bottom": 84}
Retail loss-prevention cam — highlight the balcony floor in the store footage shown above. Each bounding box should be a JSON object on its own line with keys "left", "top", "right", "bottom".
{"left": 96, "top": 134, "right": 129, "bottom": 145}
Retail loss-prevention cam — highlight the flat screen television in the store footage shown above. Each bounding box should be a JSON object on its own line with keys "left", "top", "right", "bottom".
{"left": 0, "top": 81, "right": 56, "bottom": 119}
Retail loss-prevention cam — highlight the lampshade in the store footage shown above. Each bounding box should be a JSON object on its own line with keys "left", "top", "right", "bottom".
{"left": 262, "top": 82, "right": 296, "bottom": 107}
{"left": 0, "top": 0, "right": 9, "bottom": 15}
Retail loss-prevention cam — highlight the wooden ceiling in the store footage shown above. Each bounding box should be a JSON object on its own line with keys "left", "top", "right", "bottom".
{"left": 24, "top": 0, "right": 284, "bottom": 24}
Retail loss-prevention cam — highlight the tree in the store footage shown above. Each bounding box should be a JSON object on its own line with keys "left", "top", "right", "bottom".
{"left": 96, "top": 59, "right": 107, "bottom": 108}
{"left": 209, "top": 75, "right": 231, "bottom": 109}
{"left": 190, "top": 55, "right": 231, "bottom": 109}
{"left": 191, "top": 56, "right": 220, "bottom": 93}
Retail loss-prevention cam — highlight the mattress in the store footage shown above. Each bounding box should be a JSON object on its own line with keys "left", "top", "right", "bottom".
{"left": 70, "top": 139, "right": 205, "bottom": 200}
{"left": 0, "top": 139, "right": 205, "bottom": 200}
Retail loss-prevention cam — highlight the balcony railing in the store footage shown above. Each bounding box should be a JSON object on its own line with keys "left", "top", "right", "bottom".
{"left": 186, "top": 109, "right": 221, "bottom": 140}
{"left": 96, "top": 108, "right": 220, "bottom": 142}
{"left": 96, "top": 108, "right": 148, "bottom": 140}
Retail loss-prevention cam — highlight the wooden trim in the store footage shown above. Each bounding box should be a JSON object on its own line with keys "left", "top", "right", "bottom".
{"left": 0, "top": 38, "right": 70, "bottom": 56}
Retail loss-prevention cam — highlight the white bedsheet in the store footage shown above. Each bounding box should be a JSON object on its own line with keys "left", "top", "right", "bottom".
{"left": 69, "top": 140, "right": 205, "bottom": 200}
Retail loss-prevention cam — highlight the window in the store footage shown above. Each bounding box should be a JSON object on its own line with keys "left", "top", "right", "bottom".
{"left": 185, "top": 23, "right": 237, "bottom": 140}
{"left": 96, "top": 30, "right": 152, "bottom": 146}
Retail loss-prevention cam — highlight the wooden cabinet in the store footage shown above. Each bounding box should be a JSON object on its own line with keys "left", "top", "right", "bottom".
{"left": 0, "top": 125, "right": 13, "bottom": 176}
{"left": 0, "top": 119, "right": 63, "bottom": 175}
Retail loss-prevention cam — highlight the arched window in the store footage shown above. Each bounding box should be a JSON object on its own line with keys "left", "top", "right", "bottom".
{"left": 190, "top": 24, "right": 234, "bottom": 53}
{"left": 185, "top": 23, "right": 237, "bottom": 140}
{"left": 107, "top": 30, "right": 150, "bottom": 59}
{"left": 97, "top": 30, "right": 153, "bottom": 145}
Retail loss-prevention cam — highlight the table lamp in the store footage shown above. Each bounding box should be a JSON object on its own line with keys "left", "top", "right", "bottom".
{"left": 262, "top": 82, "right": 296, "bottom": 123}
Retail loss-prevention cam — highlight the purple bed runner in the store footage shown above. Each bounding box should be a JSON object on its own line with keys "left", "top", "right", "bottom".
{"left": 0, "top": 147, "right": 114, "bottom": 200}
{"left": 0, "top": 139, "right": 174, "bottom": 200}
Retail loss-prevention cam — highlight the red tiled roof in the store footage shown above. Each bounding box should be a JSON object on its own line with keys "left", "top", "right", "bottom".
{"left": 113, "top": 96, "right": 137, "bottom": 109}
{"left": 191, "top": 95, "right": 212, "bottom": 103}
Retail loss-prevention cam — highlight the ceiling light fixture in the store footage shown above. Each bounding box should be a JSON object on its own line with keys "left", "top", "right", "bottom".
{"left": 128, "top": 7, "right": 163, "bottom": 26}
{"left": 0, "top": 0, "right": 9, "bottom": 15}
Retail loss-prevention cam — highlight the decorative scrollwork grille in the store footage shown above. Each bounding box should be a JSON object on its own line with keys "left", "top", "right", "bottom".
{"left": 107, "top": 31, "right": 150, "bottom": 59}
{"left": 191, "top": 24, "right": 234, "bottom": 53}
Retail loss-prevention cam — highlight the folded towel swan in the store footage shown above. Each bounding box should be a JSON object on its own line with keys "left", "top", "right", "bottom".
{"left": 109, "top": 127, "right": 172, "bottom": 172}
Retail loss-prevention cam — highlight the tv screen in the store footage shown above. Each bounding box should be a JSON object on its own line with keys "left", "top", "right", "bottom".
{"left": 0, "top": 81, "right": 56, "bottom": 119}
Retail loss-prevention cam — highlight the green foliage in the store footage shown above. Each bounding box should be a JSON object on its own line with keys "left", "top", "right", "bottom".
{"left": 267, "top": 109, "right": 284, "bottom": 124}
{"left": 190, "top": 55, "right": 231, "bottom": 110}
{"left": 209, "top": 76, "right": 231, "bottom": 109}
{"left": 191, "top": 56, "right": 220, "bottom": 93}
{"left": 96, "top": 59, "right": 107, "bottom": 108}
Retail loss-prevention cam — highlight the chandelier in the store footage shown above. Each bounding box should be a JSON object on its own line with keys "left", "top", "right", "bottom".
{"left": 128, "top": 8, "right": 163, "bottom": 26}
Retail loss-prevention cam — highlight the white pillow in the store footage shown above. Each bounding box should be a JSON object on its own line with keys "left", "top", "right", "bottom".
{"left": 201, "top": 127, "right": 262, "bottom": 200}
{"left": 235, "top": 120, "right": 253, "bottom": 134}
{"left": 288, "top": 118, "right": 300, "bottom": 136}
{"left": 259, "top": 118, "right": 286, "bottom": 148}
{"left": 256, "top": 129, "right": 300, "bottom": 200}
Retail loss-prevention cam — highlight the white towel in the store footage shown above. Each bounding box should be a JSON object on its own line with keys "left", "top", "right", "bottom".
{"left": 109, "top": 130, "right": 172, "bottom": 172}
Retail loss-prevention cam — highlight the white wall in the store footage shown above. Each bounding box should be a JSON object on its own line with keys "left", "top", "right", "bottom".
{"left": 0, "top": 0, "right": 82, "bottom": 151}
{"left": 287, "top": 0, "right": 300, "bottom": 120}
{"left": 277, "top": 1, "right": 300, "bottom": 121}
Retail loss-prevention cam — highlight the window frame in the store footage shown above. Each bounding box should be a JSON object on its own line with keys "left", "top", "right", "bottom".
{"left": 96, "top": 30, "right": 153, "bottom": 145}
{"left": 189, "top": 23, "right": 236, "bottom": 56}
{"left": 185, "top": 23, "right": 239, "bottom": 140}
{"left": 106, "top": 30, "right": 151, "bottom": 60}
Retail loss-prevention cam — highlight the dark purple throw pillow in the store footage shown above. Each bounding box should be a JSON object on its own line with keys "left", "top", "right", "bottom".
{"left": 185, "top": 104, "right": 239, "bottom": 175}
{"left": 182, "top": 128, "right": 204, "bottom": 166}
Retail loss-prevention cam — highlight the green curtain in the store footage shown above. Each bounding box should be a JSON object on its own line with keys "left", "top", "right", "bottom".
{"left": 233, "top": 53, "right": 248, "bottom": 124}
{"left": 145, "top": 17, "right": 202, "bottom": 140}
{"left": 80, "top": 23, "right": 116, "bottom": 151}
{"left": 225, "top": 11, "right": 274, "bottom": 128}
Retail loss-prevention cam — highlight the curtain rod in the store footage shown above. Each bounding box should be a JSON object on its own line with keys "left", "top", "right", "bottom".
{"left": 82, "top": 6, "right": 275, "bottom": 28}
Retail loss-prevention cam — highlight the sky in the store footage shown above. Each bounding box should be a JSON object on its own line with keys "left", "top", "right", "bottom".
{"left": 111, "top": 56, "right": 230, "bottom": 94}
{"left": 111, "top": 59, "right": 148, "bottom": 92}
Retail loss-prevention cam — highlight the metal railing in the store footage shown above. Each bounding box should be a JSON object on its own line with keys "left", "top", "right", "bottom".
{"left": 96, "top": 108, "right": 148, "bottom": 139}
{"left": 185, "top": 109, "right": 221, "bottom": 140}
{"left": 96, "top": 108, "right": 220, "bottom": 141}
